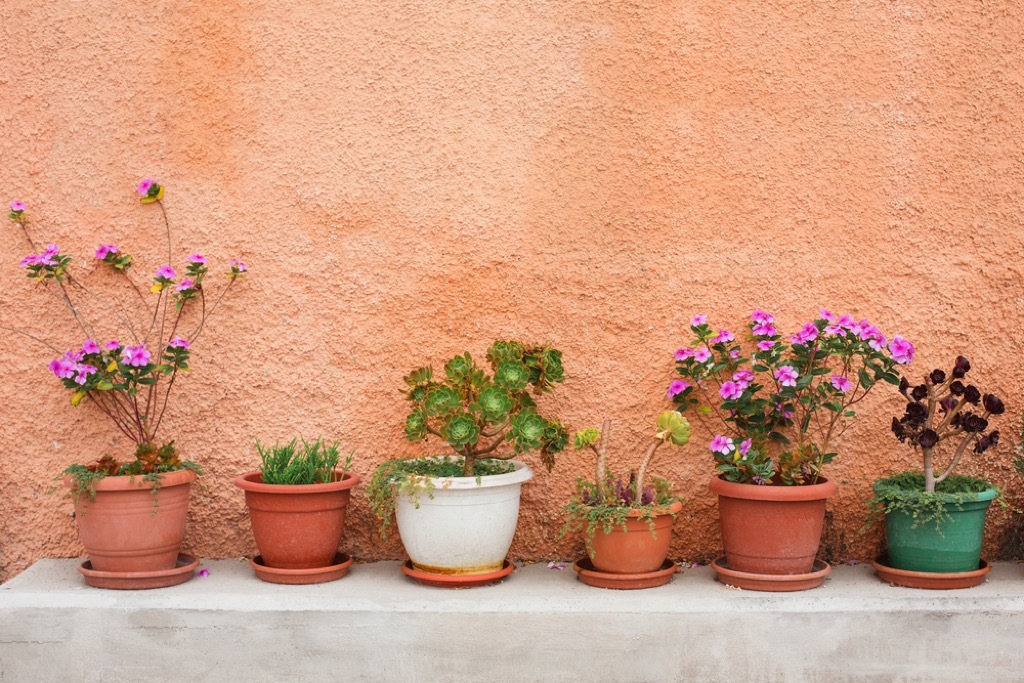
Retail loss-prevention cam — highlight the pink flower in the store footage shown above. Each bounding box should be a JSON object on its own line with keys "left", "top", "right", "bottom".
{"left": 710, "top": 435, "right": 735, "bottom": 455}
{"left": 790, "top": 322, "right": 819, "bottom": 346}
{"left": 825, "top": 325, "right": 844, "bottom": 335}
{"left": 739, "top": 439, "right": 752, "bottom": 456}
{"left": 888, "top": 336, "right": 915, "bottom": 365}
{"left": 167, "top": 336, "right": 190, "bottom": 350}
{"left": 729, "top": 349, "right": 740, "bottom": 359}
{"left": 176, "top": 279, "right": 195, "bottom": 292}
{"left": 667, "top": 379, "right": 691, "bottom": 397}
{"left": 137, "top": 178, "right": 154, "bottom": 195}
{"left": 775, "top": 402, "right": 795, "bottom": 419}
{"left": 710, "top": 329, "right": 735, "bottom": 344}
{"left": 120, "top": 344, "right": 151, "bottom": 367}
{"left": 229, "top": 258, "right": 248, "bottom": 273}
{"left": 19, "top": 254, "right": 41, "bottom": 268}
{"left": 831, "top": 375, "right": 853, "bottom": 393}
{"left": 81, "top": 339, "right": 101, "bottom": 355}
{"left": 675, "top": 348, "right": 695, "bottom": 361}
{"left": 732, "top": 369, "right": 754, "bottom": 387}
{"left": 752, "top": 322, "right": 777, "bottom": 337}
{"left": 95, "top": 244, "right": 119, "bottom": 260}
{"left": 751, "top": 309, "right": 774, "bottom": 324}
{"left": 186, "top": 253, "right": 207, "bottom": 265}
{"left": 154, "top": 264, "right": 175, "bottom": 280}
{"left": 690, "top": 314, "right": 707, "bottom": 327}
{"left": 775, "top": 366, "right": 798, "bottom": 387}
{"left": 104, "top": 339, "right": 121, "bottom": 351}
{"left": 693, "top": 348, "right": 712, "bottom": 363}
{"left": 757, "top": 340, "right": 776, "bottom": 352}
{"left": 868, "top": 332, "right": 887, "bottom": 352}
{"left": 9, "top": 200, "right": 26, "bottom": 212}
{"left": 819, "top": 308, "right": 836, "bottom": 323}
{"left": 836, "top": 314, "right": 855, "bottom": 329}
{"left": 719, "top": 381, "right": 744, "bottom": 400}
{"left": 74, "top": 364, "right": 97, "bottom": 385}
{"left": 49, "top": 356, "right": 76, "bottom": 379}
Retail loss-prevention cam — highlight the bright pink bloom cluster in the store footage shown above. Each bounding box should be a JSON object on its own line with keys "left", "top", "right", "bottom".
{"left": 95, "top": 244, "right": 119, "bottom": 260}
{"left": 888, "top": 336, "right": 915, "bottom": 365}
{"left": 20, "top": 244, "right": 59, "bottom": 268}
{"left": 121, "top": 345, "right": 151, "bottom": 367}
{"left": 774, "top": 365, "right": 799, "bottom": 387}
{"left": 154, "top": 264, "right": 176, "bottom": 280}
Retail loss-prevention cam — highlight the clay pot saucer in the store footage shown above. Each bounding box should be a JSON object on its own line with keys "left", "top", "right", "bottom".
{"left": 872, "top": 556, "right": 990, "bottom": 590}
{"left": 79, "top": 553, "right": 199, "bottom": 590}
{"left": 573, "top": 558, "right": 677, "bottom": 590}
{"left": 251, "top": 552, "right": 353, "bottom": 585}
{"left": 711, "top": 556, "right": 831, "bottom": 591}
{"left": 400, "top": 559, "right": 514, "bottom": 588}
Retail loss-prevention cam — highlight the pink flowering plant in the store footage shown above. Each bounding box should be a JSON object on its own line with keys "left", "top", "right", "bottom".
{"left": 669, "top": 309, "right": 911, "bottom": 486}
{"left": 4, "top": 181, "right": 247, "bottom": 489}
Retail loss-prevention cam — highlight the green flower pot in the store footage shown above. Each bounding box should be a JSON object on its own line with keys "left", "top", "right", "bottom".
{"left": 884, "top": 489, "right": 997, "bottom": 573}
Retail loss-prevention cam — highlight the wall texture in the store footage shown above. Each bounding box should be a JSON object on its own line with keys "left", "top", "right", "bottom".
{"left": 0, "top": 1, "right": 1022, "bottom": 581}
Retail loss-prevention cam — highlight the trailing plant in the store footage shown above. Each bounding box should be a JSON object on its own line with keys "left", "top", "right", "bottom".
{"left": 256, "top": 437, "right": 351, "bottom": 485}
{"left": 869, "top": 471, "right": 997, "bottom": 529}
{"left": 870, "top": 356, "right": 1006, "bottom": 524}
{"left": 670, "top": 309, "right": 909, "bottom": 485}
{"left": 368, "top": 456, "right": 516, "bottom": 537}
{"left": 3, "top": 182, "right": 248, "bottom": 489}
{"left": 401, "top": 340, "right": 570, "bottom": 477}
{"left": 561, "top": 411, "right": 691, "bottom": 554}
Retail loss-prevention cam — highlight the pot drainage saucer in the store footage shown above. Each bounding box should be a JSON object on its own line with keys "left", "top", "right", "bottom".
{"left": 711, "top": 556, "right": 830, "bottom": 592}
{"left": 872, "top": 556, "right": 989, "bottom": 590}
{"left": 401, "top": 559, "right": 514, "bottom": 588}
{"left": 79, "top": 553, "right": 199, "bottom": 590}
{"left": 251, "top": 552, "right": 353, "bottom": 585}
{"left": 573, "top": 558, "right": 677, "bottom": 590}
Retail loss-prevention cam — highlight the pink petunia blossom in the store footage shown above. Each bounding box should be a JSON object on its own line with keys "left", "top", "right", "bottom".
{"left": 154, "top": 264, "right": 176, "bottom": 280}
{"left": 74, "top": 364, "right": 97, "bottom": 385}
{"left": 732, "top": 369, "right": 754, "bottom": 387}
{"left": 121, "top": 344, "right": 151, "bottom": 367}
{"left": 176, "top": 279, "right": 195, "bottom": 292}
{"left": 675, "top": 348, "right": 695, "bottom": 361}
{"left": 186, "top": 253, "right": 207, "bottom": 265}
{"left": 739, "top": 438, "right": 752, "bottom": 456}
{"left": 729, "top": 349, "right": 740, "bottom": 359}
{"left": 710, "top": 329, "right": 735, "bottom": 345}
{"left": 9, "top": 200, "right": 26, "bottom": 212}
{"left": 868, "top": 332, "right": 887, "bottom": 352}
{"left": 19, "top": 254, "right": 41, "bottom": 268}
{"left": 95, "top": 244, "right": 119, "bottom": 260}
{"left": 693, "top": 348, "right": 712, "bottom": 363}
{"left": 757, "top": 340, "right": 776, "bottom": 352}
{"left": 752, "top": 322, "right": 777, "bottom": 337}
{"left": 690, "top": 314, "right": 707, "bottom": 327}
{"left": 667, "top": 379, "right": 691, "bottom": 397}
{"left": 167, "top": 336, "right": 190, "bottom": 350}
{"left": 825, "top": 325, "right": 845, "bottom": 336}
{"left": 888, "top": 336, "right": 915, "bottom": 365}
{"left": 790, "top": 322, "right": 819, "bottom": 346}
{"left": 831, "top": 375, "right": 853, "bottom": 393}
{"left": 836, "top": 314, "right": 856, "bottom": 329}
{"left": 710, "top": 435, "right": 735, "bottom": 455}
{"left": 81, "top": 339, "right": 101, "bottom": 355}
{"left": 137, "top": 178, "right": 154, "bottom": 195}
{"left": 719, "top": 381, "right": 744, "bottom": 401}
{"left": 819, "top": 308, "right": 837, "bottom": 323}
{"left": 49, "top": 356, "right": 77, "bottom": 380}
{"left": 774, "top": 365, "right": 799, "bottom": 387}
{"left": 104, "top": 339, "right": 121, "bottom": 351}
{"left": 229, "top": 258, "right": 248, "bottom": 273}
{"left": 751, "top": 309, "right": 774, "bottom": 324}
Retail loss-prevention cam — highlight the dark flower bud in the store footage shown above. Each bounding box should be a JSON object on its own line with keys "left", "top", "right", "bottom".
{"left": 930, "top": 369, "right": 946, "bottom": 384}
{"left": 962, "top": 414, "right": 988, "bottom": 433}
{"left": 974, "top": 436, "right": 990, "bottom": 454}
{"left": 951, "top": 413, "right": 962, "bottom": 428}
{"left": 939, "top": 396, "right": 958, "bottom": 413}
{"left": 905, "top": 402, "right": 927, "bottom": 422}
{"left": 953, "top": 356, "right": 971, "bottom": 378}
{"left": 989, "top": 430, "right": 1000, "bottom": 447}
{"left": 983, "top": 394, "right": 1005, "bottom": 415}
{"left": 950, "top": 380, "right": 965, "bottom": 396}
{"left": 911, "top": 384, "right": 928, "bottom": 401}
{"left": 964, "top": 385, "right": 981, "bottom": 404}
{"left": 891, "top": 417, "right": 906, "bottom": 440}
{"left": 898, "top": 377, "right": 910, "bottom": 398}
{"left": 918, "top": 429, "right": 939, "bottom": 449}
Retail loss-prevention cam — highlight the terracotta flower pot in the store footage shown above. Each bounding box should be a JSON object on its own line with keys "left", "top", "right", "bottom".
{"left": 586, "top": 501, "right": 683, "bottom": 574}
{"left": 709, "top": 474, "right": 836, "bottom": 575}
{"left": 69, "top": 468, "right": 197, "bottom": 573}
{"left": 235, "top": 470, "right": 360, "bottom": 569}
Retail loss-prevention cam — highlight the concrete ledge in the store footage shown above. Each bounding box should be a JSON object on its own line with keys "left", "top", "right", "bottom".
{"left": 3, "top": 559, "right": 1024, "bottom": 682}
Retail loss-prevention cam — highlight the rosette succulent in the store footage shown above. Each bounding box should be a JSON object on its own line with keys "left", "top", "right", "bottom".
{"left": 401, "top": 340, "right": 570, "bottom": 476}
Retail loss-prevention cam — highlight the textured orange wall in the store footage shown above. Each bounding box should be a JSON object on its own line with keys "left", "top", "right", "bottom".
{"left": 1, "top": 1, "right": 1023, "bottom": 581}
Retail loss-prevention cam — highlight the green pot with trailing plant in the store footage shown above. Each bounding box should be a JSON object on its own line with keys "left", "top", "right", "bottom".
{"left": 561, "top": 412, "right": 691, "bottom": 589}
{"left": 368, "top": 340, "right": 569, "bottom": 587}
{"left": 870, "top": 356, "right": 1005, "bottom": 588}
{"left": 234, "top": 438, "right": 358, "bottom": 584}
{"left": 4, "top": 182, "right": 247, "bottom": 588}
{"left": 670, "top": 309, "right": 910, "bottom": 590}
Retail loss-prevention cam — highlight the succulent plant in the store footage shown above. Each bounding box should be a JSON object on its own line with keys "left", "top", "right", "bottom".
{"left": 402, "top": 340, "right": 570, "bottom": 476}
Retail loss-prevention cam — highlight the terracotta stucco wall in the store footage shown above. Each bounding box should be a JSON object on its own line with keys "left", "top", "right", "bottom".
{"left": 1, "top": 1, "right": 1022, "bottom": 581}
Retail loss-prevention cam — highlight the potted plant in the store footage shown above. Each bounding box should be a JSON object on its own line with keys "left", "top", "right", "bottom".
{"left": 2, "top": 182, "right": 247, "bottom": 589}
{"left": 368, "top": 340, "right": 569, "bottom": 587}
{"left": 670, "top": 309, "right": 909, "bottom": 590}
{"left": 561, "top": 411, "right": 691, "bottom": 589}
{"left": 234, "top": 437, "right": 358, "bottom": 584}
{"left": 870, "top": 356, "right": 1005, "bottom": 589}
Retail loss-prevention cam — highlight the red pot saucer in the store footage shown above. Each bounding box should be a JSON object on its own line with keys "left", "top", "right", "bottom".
{"left": 711, "top": 556, "right": 830, "bottom": 592}
{"left": 79, "top": 553, "right": 199, "bottom": 590}
{"left": 573, "top": 557, "right": 677, "bottom": 590}
{"left": 251, "top": 552, "right": 353, "bottom": 585}
{"left": 872, "top": 556, "right": 990, "bottom": 590}
{"left": 400, "top": 559, "right": 514, "bottom": 588}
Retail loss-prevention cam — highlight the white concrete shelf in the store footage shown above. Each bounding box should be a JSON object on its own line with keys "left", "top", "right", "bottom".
{"left": 3, "top": 558, "right": 1023, "bottom": 682}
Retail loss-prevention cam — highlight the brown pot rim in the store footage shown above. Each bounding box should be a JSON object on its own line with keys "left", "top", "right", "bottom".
{"left": 234, "top": 470, "right": 360, "bottom": 494}
{"left": 66, "top": 467, "right": 198, "bottom": 492}
{"left": 709, "top": 474, "right": 837, "bottom": 501}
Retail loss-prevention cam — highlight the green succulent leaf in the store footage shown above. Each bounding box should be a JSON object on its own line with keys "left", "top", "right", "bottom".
{"left": 443, "top": 413, "right": 480, "bottom": 450}
{"left": 405, "top": 410, "right": 427, "bottom": 441}
{"left": 510, "top": 409, "right": 548, "bottom": 452}
{"left": 656, "top": 410, "right": 691, "bottom": 446}
{"left": 475, "top": 385, "right": 513, "bottom": 422}
{"left": 423, "top": 386, "right": 463, "bottom": 416}
{"left": 574, "top": 428, "right": 601, "bottom": 450}
{"left": 404, "top": 367, "right": 433, "bottom": 387}
{"left": 444, "top": 353, "right": 474, "bottom": 382}
{"left": 487, "top": 340, "right": 523, "bottom": 365}
{"left": 495, "top": 360, "right": 530, "bottom": 393}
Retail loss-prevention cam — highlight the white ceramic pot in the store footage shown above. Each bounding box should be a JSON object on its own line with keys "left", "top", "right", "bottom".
{"left": 395, "top": 459, "right": 534, "bottom": 574}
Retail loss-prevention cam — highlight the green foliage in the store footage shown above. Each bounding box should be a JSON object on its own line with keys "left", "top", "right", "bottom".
{"left": 367, "top": 457, "right": 516, "bottom": 537}
{"left": 401, "top": 340, "right": 570, "bottom": 476}
{"left": 655, "top": 410, "right": 691, "bottom": 446}
{"left": 256, "top": 437, "right": 350, "bottom": 485}
{"left": 62, "top": 456, "right": 203, "bottom": 509}
{"left": 560, "top": 476, "right": 679, "bottom": 556}
{"left": 867, "top": 471, "right": 997, "bottom": 530}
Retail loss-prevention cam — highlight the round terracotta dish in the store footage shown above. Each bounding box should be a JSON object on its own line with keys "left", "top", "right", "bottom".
{"left": 573, "top": 557, "right": 677, "bottom": 590}
{"left": 251, "top": 552, "right": 353, "bottom": 585}
{"left": 872, "top": 556, "right": 990, "bottom": 590}
{"left": 711, "top": 556, "right": 830, "bottom": 591}
{"left": 401, "top": 559, "right": 514, "bottom": 588}
{"left": 78, "top": 553, "right": 199, "bottom": 590}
